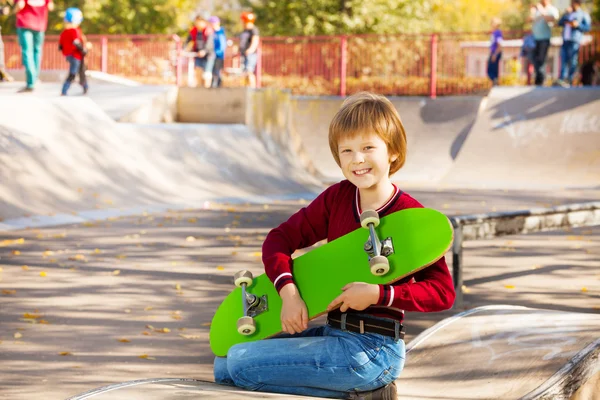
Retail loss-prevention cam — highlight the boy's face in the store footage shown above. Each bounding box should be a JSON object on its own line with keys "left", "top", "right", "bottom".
{"left": 337, "top": 132, "right": 397, "bottom": 190}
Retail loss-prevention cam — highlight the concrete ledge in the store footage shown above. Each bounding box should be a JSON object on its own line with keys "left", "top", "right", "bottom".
{"left": 452, "top": 201, "right": 600, "bottom": 240}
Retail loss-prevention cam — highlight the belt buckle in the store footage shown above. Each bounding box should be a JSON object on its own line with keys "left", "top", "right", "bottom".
{"left": 359, "top": 320, "right": 365, "bottom": 334}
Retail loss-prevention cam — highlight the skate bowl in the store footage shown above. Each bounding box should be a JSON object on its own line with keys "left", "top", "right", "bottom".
{"left": 64, "top": 305, "right": 600, "bottom": 400}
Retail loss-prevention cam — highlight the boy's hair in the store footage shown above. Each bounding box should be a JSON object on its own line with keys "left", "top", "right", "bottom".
{"left": 328, "top": 92, "right": 407, "bottom": 175}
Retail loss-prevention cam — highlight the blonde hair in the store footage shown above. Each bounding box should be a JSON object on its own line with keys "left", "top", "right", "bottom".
{"left": 328, "top": 92, "right": 407, "bottom": 175}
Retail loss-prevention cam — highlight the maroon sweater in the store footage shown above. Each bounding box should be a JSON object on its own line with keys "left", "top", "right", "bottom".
{"left": 262, "top": 180, "right": 456, "bottom": 323}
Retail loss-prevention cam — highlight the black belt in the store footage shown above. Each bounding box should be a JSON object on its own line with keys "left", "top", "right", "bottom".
{"left": 327, "top": 312, "right": 405, "bottom": 341}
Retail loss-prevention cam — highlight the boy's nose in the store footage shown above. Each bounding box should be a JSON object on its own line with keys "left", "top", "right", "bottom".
{"left": 352, "top": 152, "right": 365, "bottom": 164}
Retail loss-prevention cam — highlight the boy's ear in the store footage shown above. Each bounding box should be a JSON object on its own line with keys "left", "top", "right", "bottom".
{"left": 390, "top": 154, "right": 398, "bottom": 163}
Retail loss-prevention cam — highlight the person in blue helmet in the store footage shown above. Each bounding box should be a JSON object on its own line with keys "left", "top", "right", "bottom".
{"left": 59, "top": 7, "right": 90, "bottom": 95}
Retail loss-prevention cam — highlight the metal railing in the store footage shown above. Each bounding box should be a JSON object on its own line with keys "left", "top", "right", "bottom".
{"left": 3, "top": 29, "right": 598, "bottom": 96}
{"left": 449, "top": 202, "right": 600, "bottom": 308}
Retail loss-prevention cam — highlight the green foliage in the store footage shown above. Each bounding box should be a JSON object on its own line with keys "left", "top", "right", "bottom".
{"left": 0, "top": 0, "right": 198, "bottom": 35}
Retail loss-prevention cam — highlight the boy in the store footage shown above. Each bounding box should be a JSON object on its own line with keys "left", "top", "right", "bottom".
{"left": 58, "top": 7, "right": 88, "bottom": 96}
{"left": 208, "top": 16, "right": 226, "bottom": 88}
{"left": 239, "top": 11, "right": 259, "bottom": 88}
{"left": 214, "top": 92, "right": 456, "bottom": 399}
{"left": 185, "top": 15, "right": 214, "bottom": 88}
{"left": 487, "top": 17, "right": 503, "bottom": 85}
{"left": 556, "top": 0, "right": 591, "bottom": 87}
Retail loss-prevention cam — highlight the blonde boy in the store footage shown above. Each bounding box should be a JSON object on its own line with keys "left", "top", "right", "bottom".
{"left": 214, "top": 92, "right": 455, "bottom": 400}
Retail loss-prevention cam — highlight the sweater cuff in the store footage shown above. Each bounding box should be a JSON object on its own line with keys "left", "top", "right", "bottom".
{"left": 273, "top": 272, "right": 295, "bottom": 293}
{"left": 377, "top": 284, "right": 395, "bottom": 307}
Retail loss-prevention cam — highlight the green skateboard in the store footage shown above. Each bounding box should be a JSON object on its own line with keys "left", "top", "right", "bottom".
{"left": 209, "top": 208, "right": 453, "bottom": 357}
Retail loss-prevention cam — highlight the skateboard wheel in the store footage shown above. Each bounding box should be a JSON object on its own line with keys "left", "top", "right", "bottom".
{"left": 369, "top": 256, "right": 389, "bottom": 276}
{"left": 234, "top": 270, "right": 253, "bottom": 288}
{"left": 360, "top": 210, "right": 380, "bottom": 229}
{"left": 237, "top": 316, "right": 256, "bottom": 336}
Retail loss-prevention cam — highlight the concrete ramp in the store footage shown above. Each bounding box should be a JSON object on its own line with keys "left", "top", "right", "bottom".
{"left": 400, "top": 305, "right": 600, "bottom": 400}
{"left": 0, "top": 95, "right": 319, "bottom": 221}
{"left": 442, "top": 87, "right": 600, "bottom": 189}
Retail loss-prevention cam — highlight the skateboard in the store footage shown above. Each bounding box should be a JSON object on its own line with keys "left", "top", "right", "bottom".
{"left": 209, "top": 208, "right": 453, "bottom": 357}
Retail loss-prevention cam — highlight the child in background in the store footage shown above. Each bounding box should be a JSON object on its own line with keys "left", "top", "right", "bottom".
{"left": 209, "top": 16, "right": 227, "bottom": 88}
{"left": 58, "top": 7, "right": 89, "bottom": 95}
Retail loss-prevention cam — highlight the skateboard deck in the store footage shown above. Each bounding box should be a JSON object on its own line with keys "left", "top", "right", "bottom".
{"left": 210, "top": 207, "right": 453, "bottom": 357}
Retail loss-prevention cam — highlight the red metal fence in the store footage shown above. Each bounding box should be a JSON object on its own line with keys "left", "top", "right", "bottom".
{"left": 2, "top": 30, "right": 599, "bottom": 96}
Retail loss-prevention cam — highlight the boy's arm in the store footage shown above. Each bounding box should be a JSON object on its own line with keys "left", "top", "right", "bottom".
{"left": 377, "top": 256, "right": 456, "bottom": 312}
{"left": 558, "top": 12, "right": 568, "bottom": 26}
{"left": 262, "top": 187, "right": 334, "bottom": 294}
{"left": 47, "top": 0, "right": 53, "bottom": 11}
{"left": 247, "top": 28, "right": 260, "bottom": 55}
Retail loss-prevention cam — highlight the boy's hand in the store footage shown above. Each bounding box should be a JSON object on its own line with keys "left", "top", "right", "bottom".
{"left": 327, "top": 282, "right": 379, "bottom": 313}
{"left": 197, "top": 50, "right": 206, "bottom": 57}
{"left": 280, "top": 284, "right": 308, "bottom": 334}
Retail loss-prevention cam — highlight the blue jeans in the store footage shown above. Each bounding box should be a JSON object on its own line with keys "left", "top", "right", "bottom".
{"left": 214, "top": 324, "right": 405, "bottom": 399}
{"left": 17, "top": 28, "right": 44, "bottom": 88}
{"left": 560, "top": 41, "right": 580, "bottom": 83}
{"left": 61, "top": 55, "right": 81, "bottom": 95}
{"left": 487, "top": 52, "right": 502, "bottom": 84}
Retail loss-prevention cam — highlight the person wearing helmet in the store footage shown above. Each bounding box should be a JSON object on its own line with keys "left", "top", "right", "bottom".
{"left": 239, "top": 11, "right": 259, "bottom": 88}
{"left": 185, "top": 14, "right": 215, "bottom": 88}
{"left": 209, "top": 16, "right": 227, "bottom": 88}
{"left": 59, "top": 7, "right": 90, "bottom": 95}
{"left": 14, "top": 0, "right": 55, "bottom": 92}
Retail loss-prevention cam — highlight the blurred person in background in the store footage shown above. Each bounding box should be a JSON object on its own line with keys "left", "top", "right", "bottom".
{"left": 58, "top": 7, "right": 90, "bottom": 95}
{"left": 487, "top": 17, "right": 503, "bottom": 86}
{"left": 520, "top": 31, "right": 536, "bottom": 85}
{"left": 15, "top": 0, "right": 54, "bottom": 92}
{"left": 239, "top": 11, "right": 259, "bottom": 88}
{"left": 209, "top": 15, "right": 226, "bottom": 88}
{"left": 556, "top": 0, "right": 591, "bottom": 87}
{"left": 0, "top": 1, "right": 14, "bottom": 81}
{"left": 186, "top": 14, "right": 214, "bottom": 88}
{"left": 527, "top": 0, "right": 558, "bottom": 86}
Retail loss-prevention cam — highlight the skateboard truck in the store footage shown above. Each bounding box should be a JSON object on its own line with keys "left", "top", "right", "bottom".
{"left": 233, "top": 270, "right": 268, "bottom": 336}
{"left": 360, "top": 210, "right": 393, "bottom": 276}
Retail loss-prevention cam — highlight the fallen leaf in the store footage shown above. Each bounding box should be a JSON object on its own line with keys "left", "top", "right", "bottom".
{"left": 201, "top": 322, "right": 211, "bottom": 326}
{"left": 263, "top": 204, "right": 270, "bottom": 210}
{"left": 142, "top": 331, "right": 151, "bottom": 336}
{"left": 11, "top": 250, "right": 21, "bottom": 256}
{"left": 124, "top": 309, "right": 131, "bottom": 313}
{"left": 582, "top": 287, "right": 588, "bottom": 292}
{"left": 144, "top": 306, "right": 153, "bottom": 311}
{"left": 112, "top": 270, "right": 121, "bottom": 276}
{"left": 116, "top": 255, "right": 127, "bottom": 260}
{"left": 117, "top": 338, "right": 131, "bottom": 343}
{"left": 138, "top": 354, "right": 156, "bottom": 360}
{"left": 40, "top": 271, "right": 47, "bottom": 277}
{"left": 155, "top": 327, "right": 170, "bottom": 333}
{"left": 175, "top": 283, "right": 181, "bottom": 291}
{"left": 68, "top": 254, "right": 86, "bottom": 262}
{"left": 14, "top": 332, "right": 22, "bottom": 339}
{"left": 42, "top": 250, "right": 54, "bottom": 257}
{"left": 216, "top": 266, "right": 225, "bottom": 271}
{"left": 185, "top": 236, "right": 196, "bottom": 242}
{"left": 2, "top": 290, "right": 16, "bottom": 295}
{"left": 251, "top": 252, "right": 262, "bottom": 257}
{"left": 59, "top": 352, "right": 72, "bottom": 356}
{"left": 22, "top": 266, "right": 29, "bottom": 271}
{"left": 504, "top": 285, "right": 515, "bottom": 289}
{"left": 145, "top": 325, "right": 155, "bottom": 330}
{"left": 39, "top": 320, "right": 49, "bottom": 324}
{"left": 23, "top": 313, "right": 42, "bottom": 319}
{"left": 179, "top": 334, "right": 202, "bottom": 339}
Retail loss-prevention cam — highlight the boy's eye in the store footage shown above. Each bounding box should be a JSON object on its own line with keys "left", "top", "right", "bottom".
{"left": 340, "top": 149, "right": 351, "bottom": 153}
{"left": 364, "top": 146, "right": 375, "bottom": 151}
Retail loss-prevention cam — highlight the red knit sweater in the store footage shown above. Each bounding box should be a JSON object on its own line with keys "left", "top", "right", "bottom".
{"left": 262, "top": 180, "right": 456, "bottom": 323}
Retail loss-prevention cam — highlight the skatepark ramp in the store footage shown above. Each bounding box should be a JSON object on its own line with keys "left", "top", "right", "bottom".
{"left": 0, "top": 94, "right": 320, "bottom": 223}
{"left": 441, "top": 87, "right": 600, "bottom": 189}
